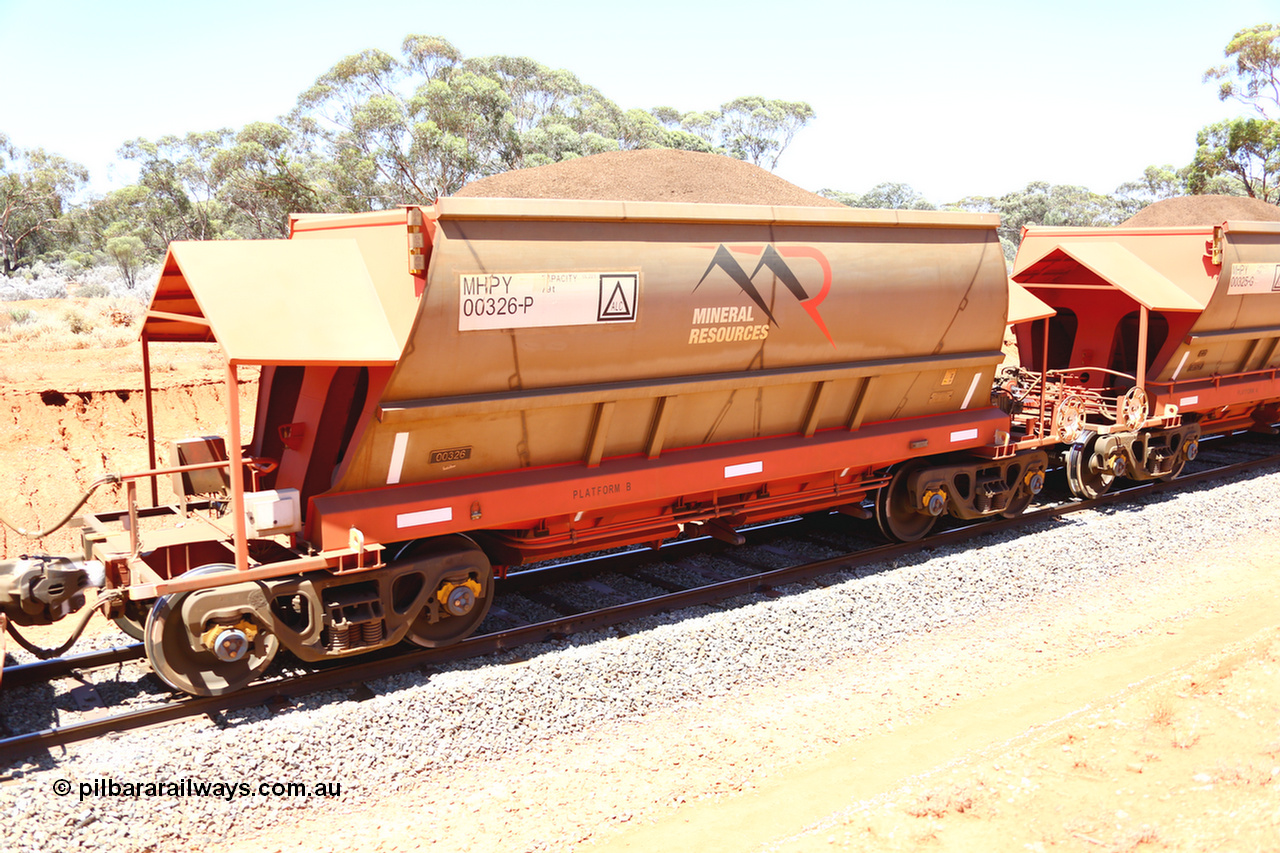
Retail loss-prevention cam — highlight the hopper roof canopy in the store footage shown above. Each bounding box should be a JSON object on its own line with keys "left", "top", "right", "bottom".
{"left": 1013, "top": 240, "right": 1207, "bottom": 312}
{"left": 1007, "top": 279, "right": 1056, "bottom": 324}
{"left": 143, "top": 239, "right": 401, "bottom": 365}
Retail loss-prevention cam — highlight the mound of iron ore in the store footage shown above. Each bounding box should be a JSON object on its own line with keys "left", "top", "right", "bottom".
{"left": 1122, "top": 194, "right": 1280, "bottom": 226}
{"left": 451, "top": 149, "right": 843, "bottom": 207}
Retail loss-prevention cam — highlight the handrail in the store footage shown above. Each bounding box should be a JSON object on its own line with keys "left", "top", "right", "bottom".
{"left": 1146, "top": 365, "right": 1280, "bottom": 391}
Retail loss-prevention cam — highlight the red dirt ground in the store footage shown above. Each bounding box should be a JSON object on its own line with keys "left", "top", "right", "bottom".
{"left": 0, "top": 300, "right": 255, "bottom": 560}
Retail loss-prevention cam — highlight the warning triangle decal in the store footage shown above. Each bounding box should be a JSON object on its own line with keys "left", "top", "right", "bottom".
{"left": 597, "top": 274, "right": 637, "bottom": 321}
{"left": 602, "top": 282, "right": 632, "bottom": 318}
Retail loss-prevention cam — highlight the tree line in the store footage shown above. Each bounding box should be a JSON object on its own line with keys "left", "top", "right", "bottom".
{"left": 0, "top": 34, "right": 814, "bottom": 285}
{"left": 1, "top": 25, "right": 1277, "bottom": 287}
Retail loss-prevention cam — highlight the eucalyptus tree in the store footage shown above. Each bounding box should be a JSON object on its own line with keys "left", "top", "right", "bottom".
{"left": 1115, "top": 165, "right": 1191, "bottom": 203}
{"left": 819, "top": 182, "right": 935, "bottom": 210}
{"left": 105, "top": 123, "right": 322, "bottom": 252}
{"left": 1203, "top": 22, "right": 1280, "bottom": 116}
{"left": 0, "top": 133, "right": 88, "bottom": 273}
{"left": 616, "top": 109, "right": 670, "bottom": 151}
{"left": 117, "top": 130, "right": 234, "bottom": 243}
{"left": 211, "top": 122, "right": 320, "bottom": 238}
{"left": 648, "top": 98, "right": 814, "bottom": 167}
{"left": 1189, "top": 117, "right": 1280, "bottom": 201}
{"left": 463, "top": 54, "right": 620, "bottom": 143}
{"left": 291, "top": 35, "right": 527, "bottom": 205}
{"left": 951, "top": 182, "right": 1131, "bottom": 261}
{"left": 714, "top": 97, "right": 815, "bottom": 169}
{"left": 1190, "top": 23, "right": 1280, "bottom": 202}
{"left": 292, "top": 34, "right": 820, "bottom": 208}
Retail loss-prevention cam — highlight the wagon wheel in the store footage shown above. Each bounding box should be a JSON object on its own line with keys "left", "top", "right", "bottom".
{"left": 1159, "top": 428, "right": 1200, "bottom": 483}
{"left": 1064, "top": 431, "right": 1115, "bottom": 500}
{"left": 874, "top": 463, "right": 938, "bottom": 542}
{"left": 1161, "top": 450, "right": 1189, "bottom": 482}
{"left": 1054, "top": 394, "right": 1086, "bottom": 443}
{"left": 999, "top": 488, "right": 1033, "bottom": 519}
{"left": 1117, "top": 387, "right": 1149, "bottom": 432}
{"left": 1001, "top": 464, "right": 1046, "bottom": 519}
{"left": 399, "top": 537, "right": 495, "bottom": 648}
{"left": 144, "top": 564, "right": 278, "bottom": 696}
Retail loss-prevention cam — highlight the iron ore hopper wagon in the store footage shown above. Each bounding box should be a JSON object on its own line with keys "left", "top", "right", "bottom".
{"left": 6, "top": 198, "right": 1276, "bottom": 697}
{"left": 1001, "top": 220, "right": 1280, "bottom": 498}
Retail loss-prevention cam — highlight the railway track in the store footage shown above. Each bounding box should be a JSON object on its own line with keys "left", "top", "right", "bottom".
{"left": 3, "top": 431, "right": 1277, "bottom": 765}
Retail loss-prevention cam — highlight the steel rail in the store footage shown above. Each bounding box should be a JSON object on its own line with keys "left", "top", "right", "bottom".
{"left": 3, "top": 442, "right": 1277, "bottom": 764}
{"left": 0, "top": 522, "right": 807, "bottom": 692}
{"left": 2, "top": 644, "right": 145, "bottom": 690}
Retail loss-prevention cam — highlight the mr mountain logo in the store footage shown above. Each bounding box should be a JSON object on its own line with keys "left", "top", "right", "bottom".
{"left": 690, "top": 244, "right": 834, "bottom": 347}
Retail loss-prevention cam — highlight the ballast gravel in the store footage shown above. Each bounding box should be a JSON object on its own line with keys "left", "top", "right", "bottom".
{"left": 3, "top": 463, "right": 1280, "bottom": 851}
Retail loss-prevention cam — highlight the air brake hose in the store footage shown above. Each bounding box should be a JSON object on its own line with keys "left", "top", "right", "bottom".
{"left": 0, "top": 474, "right": 120, "bottom": 539}
{"left": 2, "top": 589, "right": 125, "bottom": 659}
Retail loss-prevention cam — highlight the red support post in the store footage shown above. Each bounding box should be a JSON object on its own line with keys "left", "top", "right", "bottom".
{"left": 226, "top": 361, "right": 249, "bottom": 572}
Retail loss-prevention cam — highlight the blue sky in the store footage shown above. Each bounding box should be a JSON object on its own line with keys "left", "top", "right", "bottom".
{"left": 1, "top": 0, "right": 1275, "bottom": 203}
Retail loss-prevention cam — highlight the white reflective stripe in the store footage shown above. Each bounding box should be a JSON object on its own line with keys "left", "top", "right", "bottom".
{"left": 1171, "top": 351, "right": 1190, "bottom": 381}
{"left": 839, "top": 468, "right": 850, "bottom": 477}
{"left": 1179, "top": 395, "right": 1199, "bottom": 407}
{"left": 573, "top": 511, "right": 583, "bottom": 522}
{"left": 396, "top": 507, "right": 453, "bottom": 528}
{"left": 950, "top": 428, "right": 979, "bottom": 443}
{"left": 960, "top": 372, "right": 982, "bottom": 410}
{"left": 725, "top": 460, "right": 764, "bottom": 478}
{"left": 387, "top": 432, "right": 409, "bottom": 485}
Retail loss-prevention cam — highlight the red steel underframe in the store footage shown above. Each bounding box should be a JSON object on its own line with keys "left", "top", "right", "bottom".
{"left": 307, "top": 407, "right": 1010, "bottom": 552}
{"left": 122, "top": 361, "right": 1280, "bottom": 602}
{"left": 1149, "top": 369, "right": 1280, "bottom": 422}
{"left": 125, "top": 407, "right": 1008, "bottom": 599}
